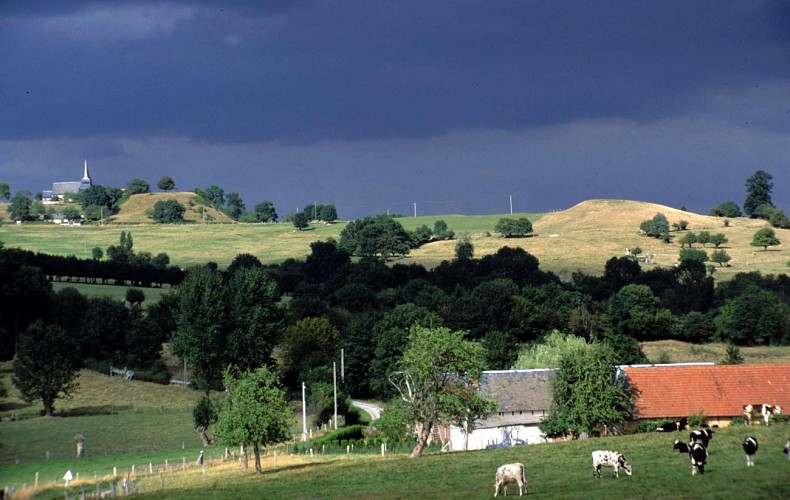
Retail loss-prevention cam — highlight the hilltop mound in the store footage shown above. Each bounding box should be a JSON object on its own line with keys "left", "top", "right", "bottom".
{"left": 112, "top": 192, "right": 234, "bottom": 224}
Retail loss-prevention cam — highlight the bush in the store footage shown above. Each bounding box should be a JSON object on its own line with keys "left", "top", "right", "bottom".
{"left": 133, "top": 360, "right": 171, "bottom": 384}
{"left": 152, "top": 199, "right": 185, "bottom": 223}
{"left": 687, "top": 412, "right": 706, "bottom": 428}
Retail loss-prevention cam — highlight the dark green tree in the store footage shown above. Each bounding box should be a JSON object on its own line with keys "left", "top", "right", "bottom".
{"left": 710, "top": 233, "right": 728, "bottom": 248}
{"left": 224, "top": 192, "right": 246, "bottom": 220}
{"left": 715, "top": 286, "right": 789, "bottom": 345}
{"left": 277, "top": 317, "right": 338, "bottom": 387}
{"left": 9, "top": 191, "right": 32, "bottom": 221}
{"left": 0, "top": 182, "right": 10, "bottom": 201}
{"left": 744, "top": 170, "right": 773, "bottom": 218}
{"left": 539, "top": 342, "right": 631, "bottom": 437}
{"left": 216, "top": 366, "right": 293, "bottom": 473}
{"left": 12, "top": 321, "right": 81, "bottom": 417}
{"left": 125, "top": 288, "right": 145, "bottom": 307}
{"left": 152, "top": 199, "right": 185, "bottom": 223}
{"left": 292, "top": 212, "right": 309, "bottom": 230}
{"left": 203, "top": 185, "right": 225, "bottom": 208}
{"left": 455, "top": 236, "right": 474, "bottom": 261}
{"left": 639, "top": 213, "right": 669, "bottom": 239}
{"left": 253, "top": 200, "right": 278, "bottom": 222}
{"left": 157, "top": 176, "right": 176, "bottom": 192}
{"left": 709, "top": 201, "right": 741, "bottom": 218}
{"left": 679, "top": 248, "right": 708, "bottom": 264}
{"left": 193, "top": 395, "right": 218, "bottom": 446}
{"left": 751, "top": 227, "right": 780, "bottom": 251}
{"left": 710, "top": 249, "right": 731, "bottom": 267}
{"left": 319, "top": 204, "right": 338, "bottom": 223}
{"left": 495, "top": 217, "right": 533, "bottom": 237}
{"left": 126, "top": 178, "right": 150, "bottom": 195}
{"left": 678, "top": 232, "right": 697, "bottom": 248}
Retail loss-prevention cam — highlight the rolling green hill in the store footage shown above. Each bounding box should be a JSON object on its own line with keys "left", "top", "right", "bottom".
{"left": 2, "top": 198, "right": 787, "bottom": 280}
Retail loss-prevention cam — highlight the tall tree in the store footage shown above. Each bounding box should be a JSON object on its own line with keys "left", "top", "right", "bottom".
{"left": 253, "top": 200, "right": 278, "bottom": 222}
{"left": 13, "top": 321, "right": 81, "bottom": 417}
{"left": 389, "top": 326, "right": 494, "bottom": 458}
{"left": 126, "top": 178, "right": 150, "bottom": 195}
{"left": 216, "top": 366, "right": 293, "bottom": 473}
{"left": 539, "top": 342, "right": 632, "bottom": 437}
{"left": 224, "top": 192, "right": 246, "bottom": 220}
{"left": 744, "top": 170, "right": 774, "bottom": 218}
{"left": 157, "top": 176, "right": 176, "bottom": 192}
{"left": 203, "top": 185, "right": 225, "bottom": 208}
{"left": 292, "top": 212, "right": 309, "bottom": 231}
{"left": 8, "top": 191, "right": 32, "bottom": 221}
{"left": 715, "top": 286, "right": 789, "bottom": 345}
{"left": 319, "top": 204, "right": 338, "bottom": 223}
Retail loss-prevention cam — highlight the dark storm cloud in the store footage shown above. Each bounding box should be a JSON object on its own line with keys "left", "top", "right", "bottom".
{"left": 2, "top": 0, "right": 788, "bottom": 144}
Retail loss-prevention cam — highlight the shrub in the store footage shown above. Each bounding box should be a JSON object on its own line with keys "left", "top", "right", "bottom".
{"left": 687, "top": 412, "right": 706, "bottom": 428}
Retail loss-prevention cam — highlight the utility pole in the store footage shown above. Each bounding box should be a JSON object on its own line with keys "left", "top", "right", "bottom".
{"left": 413, "top": 202, "right": 417, "bottom": 218}
{"left": 333, "top": 362, "right": 338, "bottom": 430}
{"left": 509, "top": 194, "right": 513, "bottom": 214}
{"left": 302, "top": 383, "right": 307, "bottom": 441}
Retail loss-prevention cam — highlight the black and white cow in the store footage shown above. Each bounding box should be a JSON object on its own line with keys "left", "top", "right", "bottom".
{"left": 673, "top": 440, "right": 690, "bottom": 453}
{"left": 689, "top": 441, "right": 708, "bottom": 476}
{"left": 656, "top": 417, "right": 688, "bottom": 432}
{"left": 689, "top": 429, "right": 713, "bottom": 448}
{"left": 494, "top": 462, "right": 528, "bottom": 496}
{"left": 783, "top": 439, "right": 789, "bottom": 460}
{"left": 592, "top": 450, "right": 633, "bottom": 479}
{"left": 742, "top": 436, "right": 758, "bottom": 466}
{"left": 743, "top": 404, "right": 782, "bottom": 426}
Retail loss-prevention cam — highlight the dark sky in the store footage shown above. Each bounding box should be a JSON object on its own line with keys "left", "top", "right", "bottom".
{"left": 2, "top": 1, "right": 788, "bottom": 219}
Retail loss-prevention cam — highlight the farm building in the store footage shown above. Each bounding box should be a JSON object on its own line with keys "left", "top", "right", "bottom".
{"left": 449, "top": 369, "right": 553, "bottom": 451}
{"left": 43, "top": 160, "right": 93, "bottom": 200}
{"left": 621, "top": 363, "right": 790, "bottom": 427}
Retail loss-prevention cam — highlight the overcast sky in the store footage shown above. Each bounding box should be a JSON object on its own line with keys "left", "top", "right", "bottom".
{"left": 2, "top": 1, "right": 788, "bottom": 219}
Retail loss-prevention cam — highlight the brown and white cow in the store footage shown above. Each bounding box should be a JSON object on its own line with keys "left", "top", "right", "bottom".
{"left": 743, "top": 404, "right": 782, "bottom": 426}
{"left": 592, "top": 450, "right": 632, "bottom": 479}
{"left": 494, "top": 462, "right": 528, "bottom": 496}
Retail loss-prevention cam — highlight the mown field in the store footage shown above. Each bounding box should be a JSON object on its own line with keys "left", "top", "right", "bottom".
{"left": 2, "top": 198, "right": 788, "bottom": 280}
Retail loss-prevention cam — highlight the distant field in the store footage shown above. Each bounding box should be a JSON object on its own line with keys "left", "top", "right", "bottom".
{"left": 51, "top": 282, "right": 171, "bottom": 303}
{"left": 642, "top": 340, "right": 790, "bottom": 365}
{"left": 2, "top": 198, "right": 788, "bottom": 279}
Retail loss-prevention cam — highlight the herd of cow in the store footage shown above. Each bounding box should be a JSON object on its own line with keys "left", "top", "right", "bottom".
{"left": 492, "top": 403, "right": 788, "bottom": 496}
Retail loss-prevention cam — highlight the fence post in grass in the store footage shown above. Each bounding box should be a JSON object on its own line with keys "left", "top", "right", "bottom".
{"left": 346, "top": 445, "right": 350, "bottom": 455}
{"left": 35, "top": 471, "right": 39, "bottom": 487}
{"left": 149, "top": 463, "right": 153, "bottom": 475}
{"left": 159, "top": 473, "right": 164, "bottom": 489}
{"left": 96, "top": 482, "right": 101, "bottom": 497}
{"left": 322, "top": 444, "right": 325, "bottom": 454}
{"left": 381, "top": 443, "right": 385, "bottom": 457}
{"left": 113, "top": 466, "right": 117, "bottom": 477}
{"left": 110, "top": 479, "right": 117, "bottom": 497}
{"left": 131, "top": 465, "right": 135, "bottom": 477}
{"left": 310, "top": 448, "right": 314, "bottom": 462}
{"left": 74, "top": 434, "right": 85, "bottom": 458}
{"left": 273, "top": 451, "right": 277, "bottom": 467}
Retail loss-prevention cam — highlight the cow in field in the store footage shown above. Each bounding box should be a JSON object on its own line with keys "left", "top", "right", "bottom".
{"left": 673, "top": 440, "right": 690, "bottom": 453}
{"left": 689, "top": 429, "right": 713, "bottom": 448}
{"left": 783, "top": 439, "right": 789, "bottom": 460}
{"left": 743, "top": 404, "right": 782, "bottom": 426}
{"left": 494, "top": 462, "right": 528, "bottom": 496}
{"left": 656, "top": 417, "right": 687, "bottom": 432}
{"left": 689, "top": 441, "right": 708, "bottom": 475}
{"left": 592, "top": 450, "right": 632, "bottom": 479}
{"left": 742, "top": 436, "right": 758, "bottom": 466}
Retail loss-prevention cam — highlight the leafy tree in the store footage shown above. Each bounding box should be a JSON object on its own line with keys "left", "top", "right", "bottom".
{"left": 193, "top": 395, "right": 218, "bottom": 446}
{"left": 152, "top": 199, "right": 185, "bottom": 223}
{"left": 171, "top": 268, "right": 227, "bottom": 393}
{"left": 710, "top": 249, "right": 731, "bottom": 267}
{"left": 433, "top": 220, "right": 454, "bottom": 240}
{"left": 216, "top": 366, "right": 293, "bottom": 473}
{"left": 495, "top": 217, "right": 533, "bottom": 237}
{"left": 339, "top": 214, "right": 412, "bottom": 259}
{"left": 539, "top": 342, "right": 631, "bottom": 437}
{"left": 678, "top": 232, "right": 697, "bottom": 248}
{"left": 278, "top": 317, "right": 339, "bottom": 387}
{"left": 125, "top": 288, "right": 145, "bottom": 307}
{"left": 679, "top": 248, "right": 708, "bottom": 264}
{"left": 709, "top": 201, "right": 741, "bottom": 218}
{"left": 512, "top": 330, "right": 587, "bottom": 369}
{"left": 672, "top": 220, "right": 689, "bottom": 231}
{"left": 83, "top": 204, "right": 104, "bottom": 222}
{"left": 91, "top": 246, "right": 103, "bottom": 260}
{"left": 696, "top": 231, "right": 711, "bottom": 247}
{"left": 224, "top": 192, "right": 246, "bottom": 220}
{"left": 639, "top": 213, "right": 669, "bottom": 239}
{"left": 9, "top": 191, "right": 32, "bottom": 221}
{"left": 751, "top": 227, "right": 780, "bottom": 251}
{"left": 77, "top": 296, "right": 131, "bottom": 361}
{"left": 253, "top": 200, "right": 278, "bottom": 222}
{"left": 12, "top": 321, "right": 81, "bottom": 417}
{"left": 455, "top": 236, "right": 474, "bottom": 261}
{"left": 292, "top": 212, "right": 309, "bottom": 230}
{"left": 151, "top": 252, "right": 170, "bottom": 268}
{"left": 157, "top": 175, "right": 176, "bottom": 192}
{"left": 715, "top": 286, "right": 789, "bottom": 345}
{"left": 372, "top": 398, "right": 414, "bottom": 443}
{"left": 720, "top": 344, "right": 744, "bottom": 365}
{"left": 0, "top": 182, "right": 10, "bottom": 201}
{"left": 603, "top": 256, "right": 641, "bottom": 294}
{"left": 710, "top": 233, "right": 728, "bottom": 248}
{"left": 389, "top": 326, "right": 494, "bottom": 457}
{"left": 319, "top": 204, "right": 338, "bottom": 223}
{"left": 744, "top": 170, "right": 773, "bottom": 218}
{"left": 203, "top": 185, "right": 225, "bottom": 208}
{"left": 126, "top": 178, "right": 150, "bottom": 195}
{"left": 81, "top": 185, "right": 122, "bottom": 211}
{"left": 768, "top": 208, "right": 790, "bottom": 229}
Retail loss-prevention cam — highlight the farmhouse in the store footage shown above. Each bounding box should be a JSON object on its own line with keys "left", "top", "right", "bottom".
{"left": 621, "top": 363, "right": 790, "bottom": 427}
{"left": 43, "top": 160, "right": 93, "bottom": 200}
{"left": 449, "top": 369, "right": 553, "bottom": 451}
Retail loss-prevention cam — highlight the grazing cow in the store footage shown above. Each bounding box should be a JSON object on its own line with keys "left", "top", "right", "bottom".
{"left": 656, "top": 417, "right": 688, "bottom": 432}
{"left": 742, "top": 436, "right": 758, "bottom": 466}
{"left": 689, "top": 441, "right": 708, "bottom": 475}
{"left": 592, "top": 450, "right": 633, "bottom": 479}
{"left": 783, "top": 439, "right": 789, "bottom": 460}
{"left": 689, "top": 429, "right": 713, "bottom": 448}
{"left": 743, "top": 404, "right": 782, "bottom": 426}
{"left": 673, "top": 440, "right": 690, "bottom": 453}
{"left": 494, "top": 462, "right": 528, "bottom": 496}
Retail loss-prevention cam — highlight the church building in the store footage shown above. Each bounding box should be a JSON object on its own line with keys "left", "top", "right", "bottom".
{"left": 43, "top": 161, "right": 93, "bottom": 200}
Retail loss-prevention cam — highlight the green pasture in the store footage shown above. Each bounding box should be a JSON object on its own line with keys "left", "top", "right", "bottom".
{"left": 51, "top": 282, "right": 171, "bottom": 304}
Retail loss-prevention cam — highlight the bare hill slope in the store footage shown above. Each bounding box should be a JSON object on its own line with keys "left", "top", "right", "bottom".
{"left": 112, "top": 192, "right": 234, "bottom": 224}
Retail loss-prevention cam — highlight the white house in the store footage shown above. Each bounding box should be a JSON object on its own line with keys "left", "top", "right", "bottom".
{"left": 449, "top": 369, "right": 554, "bottom": 451}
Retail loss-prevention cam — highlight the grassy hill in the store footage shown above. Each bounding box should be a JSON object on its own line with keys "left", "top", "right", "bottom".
{"left": 1, "top": 198, "right": 788, "bottom": 279}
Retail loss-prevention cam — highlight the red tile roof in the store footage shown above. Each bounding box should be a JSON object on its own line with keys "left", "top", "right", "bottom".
{"left": 623, "top": 364, "right": 790, "bottom": 419}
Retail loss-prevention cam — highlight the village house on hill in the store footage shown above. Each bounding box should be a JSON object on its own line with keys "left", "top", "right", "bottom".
{"left": 621, "top": 363, "right": 790, "bottom": 427}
